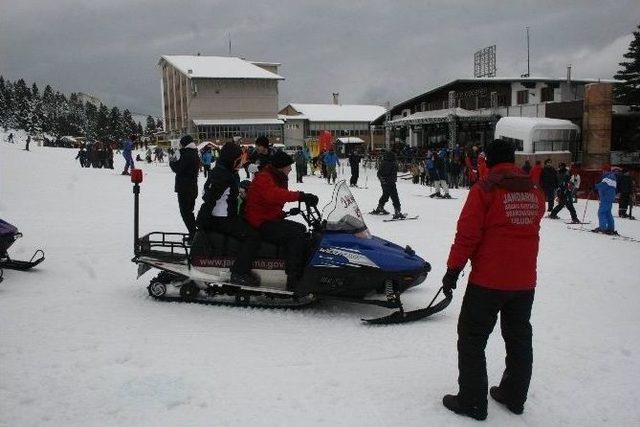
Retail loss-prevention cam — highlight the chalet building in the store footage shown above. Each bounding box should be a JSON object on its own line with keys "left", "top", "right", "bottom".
{"left": 158, "top": 55, "right": 285, "bottom": 144}
{"left": 371, "top": 74, "right": 626, "bottom": 168}
{"left": 279, "top": 98, "right": 386, "bottom": 154}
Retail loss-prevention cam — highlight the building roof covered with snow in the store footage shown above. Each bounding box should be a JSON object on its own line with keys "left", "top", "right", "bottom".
{"left": 282, "top": 103, "right": 387, "bottom": 123}
{"left": 159, "top": 55, "right": 284, "bottom": 80}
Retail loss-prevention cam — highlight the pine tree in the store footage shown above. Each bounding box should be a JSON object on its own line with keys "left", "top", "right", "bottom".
{"left": 137, "top": 122, "right": 143, "bottom": 137}
{"left": 614, "top": 24, "right": 640, "bottom": 108}
{"left": 41, "top": 85, "right": 55, "bottom": 134}
{"left": 108, "top": 106, "right": 123, "bottom": 143}
{"left": 28, "top": 82, "right": 43, "bottom": 136}
{"left": 145, "top": 115, "right": 156, "bottom": 136}
{"left": 13, "top": 79, "right": 31, "bottom": 130}
{"left": 84, "top": 101, "right": 98, "bottom": 141}
{"left": 0, "top": 76, "right": 7, "bottom": 130}
{"left": 95, "top": 103, "right": 110, "bottom": 142}
{"left": 121, "top": 109, "right": 137, "bottom": 138}
{"left": 156, "top": 118, "right": 163, "bottom": 131}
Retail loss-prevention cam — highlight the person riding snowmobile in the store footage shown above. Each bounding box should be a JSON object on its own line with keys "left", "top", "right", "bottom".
{"left": 196, "top": 142, "right": 262, "bottom": 286}
{"left": 244, "top": 151, "right": 319, "bottom": 290}
{"left": 372, "top": 150, "right": 405, "bottom": 219}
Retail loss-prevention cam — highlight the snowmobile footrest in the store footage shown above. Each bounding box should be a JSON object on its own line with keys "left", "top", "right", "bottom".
{"left": 1, "top": 250, "right": 45, "bottom": 271}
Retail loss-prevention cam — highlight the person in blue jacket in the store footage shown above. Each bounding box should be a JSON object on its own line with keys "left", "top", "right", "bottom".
{"left": 593, "top": 169, "right": 618, "bottom": 234}
{"left": 323, "top": 148, "right": 339, "bottom": 185}
{"left": 201, "top": 146, "right": 213, "bottom": 177}
{"left": 121, "top": 134, "right": 136, "bottom": 175}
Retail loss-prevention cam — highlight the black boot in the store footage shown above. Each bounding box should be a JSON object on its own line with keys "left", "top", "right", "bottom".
{"left": 392, "top": 210, "right": 406, "bottom": 220}
{"left": 490, "top": 386, "right": 524, "bottom": 415}
{"left": 442, "top": 394, "right": 487, "bottom": 421}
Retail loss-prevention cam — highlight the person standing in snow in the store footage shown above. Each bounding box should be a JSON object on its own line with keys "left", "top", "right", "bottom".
{"left": 430, "top": 148, "right": 452, "bottom": 198}
{"left": 7, "top": 132, "right": 14, "bottom": 143}
{"left": 349, "top": 150, "right": 362, "bottom": 187}
{"left": 593, "top": 168, "right": 618, "bottom": 234}
{"left": 121, "top": 135, "right": 136, "bottom": 175}
{"left": 441, "top": 139, "right": 545, "bottom": 421}
{"left": 170, "top": 135, "right": 201, "bottom": 238}
{"left": 323, "top": 148, "right": 339, "bottom": 185}
{"left": 24, "top": 135, "right": 31, "bottom": 151}
{"left": 294, "top": 146, "right": 307, "bottom": 183}
{"left": 201, "top": 146, "right": 213, "bottom": 177}
{"left": 570, "top": 166, "right": 581, "bottom": 203}
{"left": 75, "top": 145, "right": 87, "bottom": 167}
{"left": 617, "top": 169, "right": 634, "bottom": 218}
{"left": 371, "top": 150, "right": 405, "bottom": 219}
{"left": 548, "top": 163, "right": 580, "bottom": 223}
{"left": 540, "top": 158, "right": 558, "bottom": 212}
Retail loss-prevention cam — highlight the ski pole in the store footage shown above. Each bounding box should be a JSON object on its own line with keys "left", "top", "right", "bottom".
{"left": 580, "top": 190, "right": 593, "bottom": 230}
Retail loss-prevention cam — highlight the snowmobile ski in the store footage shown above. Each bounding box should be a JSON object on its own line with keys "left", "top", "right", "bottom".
{"left": 383, "top": 215, "right": 419, "bottom": 222}
{"left": 362, "top": 287, "right": 452, "bottom": 325}
{"left": 0, "top": 250, "right": 45, "bottom": 271}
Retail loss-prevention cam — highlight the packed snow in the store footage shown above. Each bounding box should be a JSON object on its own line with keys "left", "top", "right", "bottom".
{"left": 1, "top": 134, "right": 639, "bottom": 427}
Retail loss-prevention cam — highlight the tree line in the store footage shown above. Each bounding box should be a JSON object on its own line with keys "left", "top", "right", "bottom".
{"left": 0, "top": 75, "right": 162, "bottom": 144}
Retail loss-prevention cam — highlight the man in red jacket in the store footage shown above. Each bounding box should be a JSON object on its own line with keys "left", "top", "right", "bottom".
{"left": 244, "top": 150, "right": 319, "bottom": 290}
{"left": 441, "top": 139, "right": 545, "bottom": 421}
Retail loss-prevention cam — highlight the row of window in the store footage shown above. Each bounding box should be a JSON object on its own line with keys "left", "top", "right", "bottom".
{"left": 196, "top": 124, "right": 283, "bottom": 141}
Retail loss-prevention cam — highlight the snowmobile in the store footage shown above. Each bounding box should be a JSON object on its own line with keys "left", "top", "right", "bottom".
{"left": 0, "top": 219, "right": 45, "bottom": 272}
{"left": 130, "top": 170, "right": 450, "bottom": 324}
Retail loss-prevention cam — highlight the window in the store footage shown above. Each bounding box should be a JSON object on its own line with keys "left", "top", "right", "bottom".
{"left": 516, "top": 90, "right": 529, "bottom": 105}
{"left": 541, "top": 87, "right": 554, "bottom": 102}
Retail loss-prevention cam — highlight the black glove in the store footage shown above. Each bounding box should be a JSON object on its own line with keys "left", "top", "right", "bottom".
{"left": 300, "top": 192, "right": 319, "bottom": 207}
{"left": 442, "top": 268, "right": 461, "bottom": 298}
{"left": 288, "top": 207, "right": 301, "bottom": 216}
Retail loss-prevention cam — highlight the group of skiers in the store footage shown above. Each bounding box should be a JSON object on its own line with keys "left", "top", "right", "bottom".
{"left": 75, "top": 141, "right": 117, "bottom": 169}
{"left": 5, "top": 132, "right": 31, "bottom": 151}
{"left": 168, "top": 134, "right": 319, "bottom": 290}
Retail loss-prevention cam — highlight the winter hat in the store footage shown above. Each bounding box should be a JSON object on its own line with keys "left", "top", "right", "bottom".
{"left": 485, "top": 139, "right": 515, "bottom": 167}
{"left": 180, "top": 135, "right": 194, "bottom": 147}
{"left": 255, "top": 135, "right": 270, "bottom": 148}
{"left": 219, "top": 141, "right": 243, "bottom": 168}
{"left": 271, "top": 150, "right": 294, "bottom": 168}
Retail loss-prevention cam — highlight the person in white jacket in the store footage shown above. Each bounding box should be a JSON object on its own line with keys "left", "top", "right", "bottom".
{"left": 570, "top": 167, "right": 581, "bottom": 203}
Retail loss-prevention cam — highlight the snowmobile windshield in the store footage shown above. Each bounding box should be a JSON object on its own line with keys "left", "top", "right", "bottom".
{"left": 321, "top": 181, "right": 371, "bottom": 238}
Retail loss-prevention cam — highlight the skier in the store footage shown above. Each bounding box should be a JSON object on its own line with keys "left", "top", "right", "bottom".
{"left": 169, "top": 135, "right": 200, "bottom": 238}
{"left": 121, "top": 135, "right": 136, "bottom": 175}
{"left": 349, "top": 150, "right": 362, "bottom": 187}
{"left": 7, "top": 132, "right": 14, "bottom": 143}
{"left": 196, "top": 142, "right": 261, "bottom": 286}
{"left": 75, "top": 146, "right": 87, "bottom": 167}
{"left": 617, "top": 169, "right": 634, "bottom": 218}
{"left": 201, "top": 146, "right": 213, "bottom": 177}
{"left": 570, "top": 166, "right": 581, "bottom": 203}
{"left": 592, "top": 168, "right": 618, "bottom": 234}
{"left": 324, "top": 148, "right": 339, "bottom": 185}
{"left": 430, "top": 148, "right": 451, "bottom": 198}
{"left": 24, "top": 135, "right": 31, "bottom": 151}
{"left": 548, "top": 163, "right": 580, "bottom": 223}
{"left": 540, "top": 158, "right": 558, "bottom": 212}
{"left": 371, "top": 150, "right": 405, "bottom": 219}
{"left": 244, "top": 151, "right": 319, "bottom": 290}
{"left": 441, "top": 139, "right": 545, "bottom": 421}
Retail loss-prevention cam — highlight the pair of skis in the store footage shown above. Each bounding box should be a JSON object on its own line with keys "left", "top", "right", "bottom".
{"left": 566, "top": 226, "right": 640, "bottom": 243}
{"left": 369, "top": 211, "right": 419, "bottom": 222}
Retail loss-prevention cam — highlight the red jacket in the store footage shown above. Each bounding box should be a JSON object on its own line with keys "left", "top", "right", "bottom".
{"left": 244, "top": 165, "right": 302, "bottom": 228}
{"left": 447, "top": 163, "right": 545, "bottom": 290}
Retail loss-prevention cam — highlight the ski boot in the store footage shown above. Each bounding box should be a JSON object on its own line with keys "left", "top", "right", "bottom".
{"left": 370, "top": 206, "right": 390, "bottom": 215}
{"left": 548, "top": 214, "right": 560, "bottom": 219}
{"left": 392, "top": 210, "right": 406, "bottom": 220}
{"left": 442, "top": 394, "right": 487, "bottom": 421}
{"left": 230, "top": 271, "right": 261, "bottom": 287}
{"left": 568, "top": 218, "right": 581, "bottom": 224}
{"left": 591, "top": 227, "right": 602, "bottom": 233}
{"left": 490, "top": 386, "right": 524, "bottom": 415}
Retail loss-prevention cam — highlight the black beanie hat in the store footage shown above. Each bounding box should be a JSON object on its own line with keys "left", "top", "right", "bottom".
{"left": 219, "top": 141, "right": 243, "bottom": 168}
{"left": 485, "top": 139, "right": 515, "bottom": 167}
{"left": 180, "top": 135, "right": 194, "bottom": 147}
{"left": 255, "top": 135, "right": 270, "bottom": 148}
{"left": 271, "top": 150, "right": 294, "bottom": 168}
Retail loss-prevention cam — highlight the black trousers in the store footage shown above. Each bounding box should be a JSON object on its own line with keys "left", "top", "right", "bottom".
{"left": 177, "top": 192, "right": 197, "bottom": 236}
{"left": 378, "top": 182, "right": 400, "bottom": 211}
{"left": 350, "top": 167, "right": 359, "bottom": 186}
{"left": 258, "top": 219, "right": 307, "bottom": 277}
{"left": 543, "top": 187, "right": 555, "bottom": 212}
{"left": 201, "top": 217, "right": 260, "bottom": 274}
{"left": 550, "top": 194, "right": 578, "bottom": 221}
{"left": 296, "top": 165, "right": 305, "bottom": 183}
{"left": 457, "top": 284, "right": 535, "bottom": 410}
{"left": 619, "top": 192, "right": 631, "bottom": 214}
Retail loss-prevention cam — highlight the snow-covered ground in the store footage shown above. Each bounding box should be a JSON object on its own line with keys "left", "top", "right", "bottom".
{"left": 1, "top": 133, "right": 639, "bottom": 427}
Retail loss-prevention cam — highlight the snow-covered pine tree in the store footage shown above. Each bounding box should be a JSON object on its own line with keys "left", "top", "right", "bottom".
{"left": 614, "top": 24, "right": 640, "bottom": 109}
{"left": 137, "top": 122, "right": 143, "bottom": 137}
{"left": 13, "top": 79, "right": 32, "bottom": 130}
{"left": 28, "top": 82, "right": 44, "bottom": 136}
{"left": 155, "top": 118, "right": 163, "bottom": 131}
{"left": 145, "top": 115, "right": 156, "bottom": 136}
{"left": 108, "top": 106, "right": 123, "bottom": 144}
{"left": 95, "top": 103, "right": 110, "bottom": 142}
{"left": 122, "top": 109, "right": 137, "bottom": 139}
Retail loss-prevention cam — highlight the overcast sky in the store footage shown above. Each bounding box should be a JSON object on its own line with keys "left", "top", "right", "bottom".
{"left": 1, "top": 0, "right": 638, "bottom": 117}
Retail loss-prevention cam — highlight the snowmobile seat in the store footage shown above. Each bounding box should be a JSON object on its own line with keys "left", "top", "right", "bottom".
{"left": 191, "top": 230, "right": 283, "bottom": 259}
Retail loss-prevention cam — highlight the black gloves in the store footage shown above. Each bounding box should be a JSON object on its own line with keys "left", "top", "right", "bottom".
{"left": 299, "top": 192, "right": 319, "bottom": 207}
{"left": 288, "top": 207, "right": 301, "bottom": 216}
{"left": 442, "top": 268, "right": 462, "bottom": 298}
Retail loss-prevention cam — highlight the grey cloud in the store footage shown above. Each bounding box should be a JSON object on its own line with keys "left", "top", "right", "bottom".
{"left": 1, "top": 0, "right": 638, "bottom": 116}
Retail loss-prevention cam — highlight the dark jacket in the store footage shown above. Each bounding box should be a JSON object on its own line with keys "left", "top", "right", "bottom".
{"left": 169, "top": 147, "right": 200, "bottom": 195}
{"left": 617, "top": 173, "right": 633, "bottom": 194}
{"left": 433, "top": 155, "right": 448, "bottom": 180}
{"left": 377, "top": 151, "right": 398, "bottom": 184}
{"left": 555, "top": 168, "right": 573, "bottom": 199}
{"left": 349, "top": 153, "right": 361, "bottom": 170}
{"left": 447, "top": 163, "right": 545, "bottom": 290}
{"left": 540, "top": 165, "right": 558, "bottom": 191}
{"left": 249, "top": 148, "right": 273, "bottom": 171}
